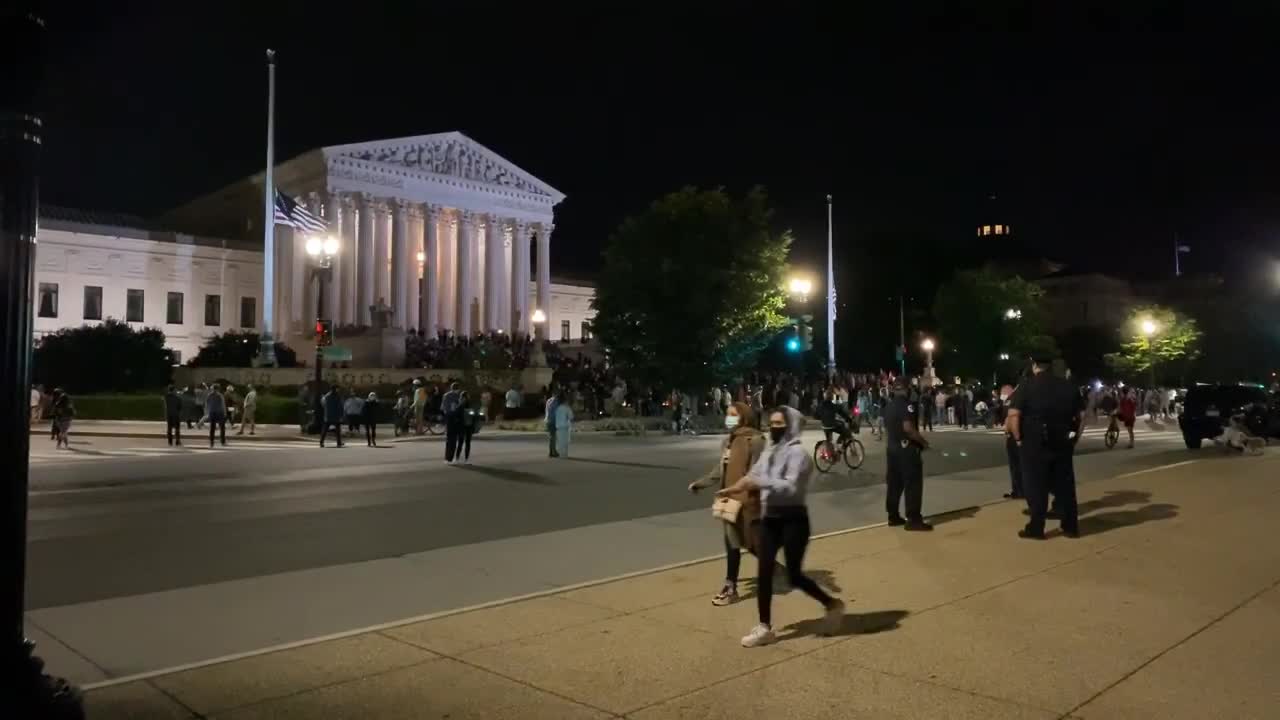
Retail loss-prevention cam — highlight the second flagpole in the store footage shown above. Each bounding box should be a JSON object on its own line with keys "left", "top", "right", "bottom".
{"left": 259, "top": 49, "right": 278, "bottom": 367}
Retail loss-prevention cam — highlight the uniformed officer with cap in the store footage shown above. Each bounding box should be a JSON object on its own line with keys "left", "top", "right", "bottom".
{"left": 883, "top": 377, "right": 933, "bottom": 531}
{"left": 1006, "top": 350, "right": 1085, "bottom": 539}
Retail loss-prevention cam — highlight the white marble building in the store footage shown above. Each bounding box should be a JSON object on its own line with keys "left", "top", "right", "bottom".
{"left": 166, "top": 131, "right": 586, "bottom": 344}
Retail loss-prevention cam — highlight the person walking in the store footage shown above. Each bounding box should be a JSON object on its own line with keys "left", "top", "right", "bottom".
{"left": 205, "top": 383, "right": 228, "bottom": 447}
{"left": 717, "top": 406, "right": 845, "bottom": 647}
{"left": 51, "top": 389, "right": 74, "bottom": 449}
{"left": 920, "top": 386, "right": 935, "bottom": 431}
{"left": 237, "top": 384, "right": 258, "bottom": 435}
{"left": 884, "top": 379, "right": 932, "bottom": 531}
{"left": 411, "top": 379, "right": 427, "bottom": 434}
{"left": 163, "top": 385, "right": 183, "bottom": 446}
{"left": 393, "top": 389, "right": 410, "bottom": 437}
{"left": 554, "top": 389, "right": 574, "bottom": 458}
{"left": 458, "top": 391, "right": 479, "bottom": 463}
{"left": 30, "top": 383, "right": 43, "bottom": 424}
{"left": 343, "top": 389, "right": 364, "bottom": 437}
{"left": 195, "top": 383, "right": 209, "bottom": 429}
{"left": 1002, "top": 373, "right": 1027, "bottom": 499}
{"left": 688, "top": 402, "right": 765, "bottom": 606}
{"left": 441, "top": 381, "right": 464, "bottom": 462}
{"left": 544, "top": 388, "right": 560, "bottom": 458}
{"left": 363, "top": 391, "right": 381, "bottom": 447}
{"left": 1119, "top": 388, "right": 1138, "bottom": 449}
{"left": 1007, "top": 352, "right": 1084, "bottom": 540}
{"left": 182, "top": 386, "right": 198, "bottom": 429}
{"left": 320, "top": 386, "right": 345, "bottom": 447}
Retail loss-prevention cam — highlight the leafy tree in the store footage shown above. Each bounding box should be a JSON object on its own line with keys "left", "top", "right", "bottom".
{"left": 1104, "top": 305, "right": 1202, "bottom": 385}
{"left": 33, "top": 319, "right": 173, "bottom": 393}
{"left": 591, "top": 187, "right": 791, "bottom": 390}
{"left": 189, "top": 331, "right": 298, "bottom": 368}
{"left": 931, "top": 269, "right": 1057, "bottom": 381}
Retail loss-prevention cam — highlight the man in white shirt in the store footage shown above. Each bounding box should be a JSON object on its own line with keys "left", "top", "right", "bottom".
{"left": 30, "top": 384, "right": 43, "bottom": 423}
{"left": 504, "top": 384, "right": 522, "bottom": 420}
{"left": 236, "top": 385, "right": 258, "bottom": 435}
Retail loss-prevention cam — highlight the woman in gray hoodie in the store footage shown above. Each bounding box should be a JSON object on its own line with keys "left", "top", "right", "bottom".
{"left": 718, "top": 405, "right": 844, "bottom": 647}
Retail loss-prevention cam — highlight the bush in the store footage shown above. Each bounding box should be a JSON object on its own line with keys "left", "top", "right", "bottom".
{"left": 33, "top": 320, "right": 173, "bottom": 394}
{"left": 189, "top": 331, "right": 298, "bottom": 367}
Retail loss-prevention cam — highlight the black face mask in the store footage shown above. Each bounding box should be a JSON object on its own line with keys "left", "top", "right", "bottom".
{"left": 769, "top": 427, "right": 787, "bottom": 444}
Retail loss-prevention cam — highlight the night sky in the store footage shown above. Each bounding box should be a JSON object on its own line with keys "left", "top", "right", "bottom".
{"left": 39, "top": 6, "right": 1280, "bottom": 298}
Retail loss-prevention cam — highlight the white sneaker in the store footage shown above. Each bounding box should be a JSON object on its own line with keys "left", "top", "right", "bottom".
{"left": 741, "top": 623, "right": 776, "bottom": 648}
{"left": 821, "top": 600, "right": 845, "bottom": 636}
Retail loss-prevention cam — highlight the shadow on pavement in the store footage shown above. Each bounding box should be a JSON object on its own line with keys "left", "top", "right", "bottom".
{"left": 930, "top": 505, "right": 981, "bottom": 525}
{"left": 1078, "top": 503, "right": 1180, "bottom": 536}
{"left": 560, "top": 457, "right": 685, "bottom": 470}
{"left": 777, "top": 609, "right": 910, "bottom": 642}
{"left": 454, "top": 464, "right": 557, "bottom": 485}
{"left": 740, "top": 567, "right": 843, "bottom": 599}
{"left": 1078, "top": 489, "right": 1152, "bottom": 515}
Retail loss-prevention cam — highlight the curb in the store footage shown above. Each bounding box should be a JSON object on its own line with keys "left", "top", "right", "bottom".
{"left": 28, "top": 430, "right": 310, "bottom": 442}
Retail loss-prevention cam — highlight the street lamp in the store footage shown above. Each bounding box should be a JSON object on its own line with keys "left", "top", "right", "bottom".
{"left": 529, "top": 308, "right": 548, "bottom": 366}
{"left": 1141, "top": 319, "right": 1157, "bottom": 336}
{"left": 921, "top": 337, "right": 936, "bottom": 386}
{"left": 306, "top": 234, "right": 338, "bottom": 433}
{"left": 1140, "top": 318, "right": 1159, "bottom": 387}
{"left": 788, "top": 276, "right": 813, "bottom": 302}
{"left": 1005, "top": 308, "right": 1022, "bottom": 320}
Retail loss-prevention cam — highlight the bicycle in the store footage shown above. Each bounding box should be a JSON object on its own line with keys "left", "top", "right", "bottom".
{"left": 814, "top": 431, "right": 865, "bottom": 472}
{"left": 1104, "top": 414, "right": 1120, "bottom": 449}
{"left": 420, "top": 412, "right": 445, "bottom": 436}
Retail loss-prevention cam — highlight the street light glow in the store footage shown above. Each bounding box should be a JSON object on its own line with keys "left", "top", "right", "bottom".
{"left": 788, "top": 277, "right": 812, "bottom": 297}
{"left": 322, "top": 236, "right": 339, "bottom": 256}
{"left": 1141, "top": 319, "right": 1158, "bottom": 336}
{"left": 999, "top": 352, "right": 1010, "bottom": 360}
{"left": 921, "top": 338, "right": 935, "bottom": 352}
{"left": 531, "top": 308, "right": 547, "bottom": 324}
{"left": 1005, "top": 308, "right": 1022, "bottom": 320}
{"left": 416, "top": 251, "right": 426, "bottom": 263}
{"left": 305, "top": 236, "right": 322, "bottom": 256}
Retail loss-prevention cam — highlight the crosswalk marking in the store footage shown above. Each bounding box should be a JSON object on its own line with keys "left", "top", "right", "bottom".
{"left": 29, "top": 441, "right": 317, "bottom": 465}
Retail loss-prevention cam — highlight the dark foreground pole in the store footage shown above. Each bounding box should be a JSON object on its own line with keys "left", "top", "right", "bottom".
{"left": 1, "top": 4, "right": 84, "bottom": 716}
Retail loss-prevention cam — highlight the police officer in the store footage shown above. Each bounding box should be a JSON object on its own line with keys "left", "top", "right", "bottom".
{"left": 1006, "top": 352, "right": 1084, "bottom": 539}
{"left": 884, "top": 378, "right": 933, "bottom": 531}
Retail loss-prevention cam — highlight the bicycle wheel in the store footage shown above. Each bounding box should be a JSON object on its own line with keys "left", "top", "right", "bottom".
{"left": 813, "top": 440, "right": 836, "bottom": 473}
{"left": 1104, "top": 426, "right": 1119, "bottom": 449}
{"left": 428, "top": 417, "right": 446, "bottom": 435}
{"left": 843, "top": 438, "right": 866, "bottom": 470}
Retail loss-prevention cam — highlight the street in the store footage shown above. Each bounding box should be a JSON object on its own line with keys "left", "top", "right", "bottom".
{"left": 26, "top": 422, "right": 1190, "bottom": 684}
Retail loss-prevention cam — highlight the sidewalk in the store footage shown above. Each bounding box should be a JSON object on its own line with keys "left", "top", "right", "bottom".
{"left": 85, "top": 451, "right": 1280, "bottom": 719}
{"left": 29, "top": 420, "right": 307, "bottom": 442}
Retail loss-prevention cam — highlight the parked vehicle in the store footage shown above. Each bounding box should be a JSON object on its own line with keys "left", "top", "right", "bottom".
{"left": 1179, "top": 383, "right": 1279, "bottom": 449}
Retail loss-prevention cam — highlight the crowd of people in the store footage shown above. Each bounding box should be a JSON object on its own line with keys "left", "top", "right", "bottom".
{"left": 403, "top": 329, "right": 536, "bottom": 370}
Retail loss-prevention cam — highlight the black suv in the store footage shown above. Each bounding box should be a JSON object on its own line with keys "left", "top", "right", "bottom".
{"left": 1179, "top": 383, "right": 1280, "bottom": 449}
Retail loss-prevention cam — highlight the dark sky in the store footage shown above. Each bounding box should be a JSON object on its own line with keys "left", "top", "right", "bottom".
{"left": 38, "top": 6, "right": 1280, "bottom": 296}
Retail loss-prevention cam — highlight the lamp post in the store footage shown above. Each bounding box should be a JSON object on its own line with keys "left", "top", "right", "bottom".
{"left": 788, "top": 276, "right": 812, "bottom": 303}
{"left": 921, "top": 338, "right": 936, "bottom": 386}
{"left": 1004, "top": 308, "right": 1022, "bottom": 320}
{"left": 530, "top": 309, "right": 548, "bottom": 367}
{"left": 1141, "top": 319, "right": 1158, "bottom": 389}
{"left": 306, "top": 235, "right": 338, "bottom": 433}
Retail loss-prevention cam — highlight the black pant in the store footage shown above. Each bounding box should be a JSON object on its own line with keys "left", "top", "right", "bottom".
{"left": 756, "top": 508, "right": 834, "bottom": 625}
{"left": 320, "top": 421, "right": 344, "bottom": 447}
{"left": 445, "top": 418, "right": 462, "bottom": 461}
{"left": 886, "top": 449, "right": 924, "bottom": 521}
{"left": 346, "top": 415, "right": 360, "bottom": 433}
{"left": 365, "top": 420, "right": 377, "bottom": 446}
{"left": 921, "top": 407, "right": 933, "bottom": 431}
{"left": 724, "top": 531, "right": 742, "bottom": 583}
{"left": 1021, "top": 442, "right": 1078, "bottom": 535}
{"left": 1005, "top": 435, "right": 1023, "bottom": 497}
{"left": 460, "top": 427, "right": 473, "bottom": 460}
{"left": 958, "top": 406, "right": 968, "bottom": 429}
{"left": 208, "top": 418, "right": 226, "bottom": 446}
{"left": 547, "top": 426, "right": 558, "bottom": 456}
{"left": 166, "top": 417, "right": 182, "bottom": 445}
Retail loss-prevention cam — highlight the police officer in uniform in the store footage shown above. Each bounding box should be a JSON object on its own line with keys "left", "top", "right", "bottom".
{"left": 884, "top": 378, "right": 933, "bottom": 531}
{"left": 1006, "top": 352, "right": 1084, "bottom": 539}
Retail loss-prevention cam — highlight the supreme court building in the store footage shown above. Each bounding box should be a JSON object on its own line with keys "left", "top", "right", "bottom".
{"left": 33, "top": 132, "right": 595, "bottom": 363}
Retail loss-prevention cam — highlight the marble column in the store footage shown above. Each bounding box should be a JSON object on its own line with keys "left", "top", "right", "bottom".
{"left": 356, "top": 193, "right": 376, "bottom": 326}
{"left": 322, "top": 192, "right": 343, "bottom": 327}
{"left": 373, "top": 200, "right": 391, "bottom": 310}
{"left": 422, "top": 204, "right": 441, "bottom": 337}
{"left": 407, "top": 205, "right": 422, "bottom": 333}
{"left": 484, "top": 215, "right": 505, "bottom": 332}
{"left": 391, "top": 199, "right": 409, "bottom": 328}
{"left": 511, "top": 221, "right": 531, "bottom": 335}
{"left": 535, "top": 223, "right": 553, "bottom": 339}
{"left": 338, "top": 193, "right": 357, "bottom": 326}
{"left": 456, "top": 210, "right": 476, "bottom": 336}
{"left": 439, "top": 213, "right": 455, "bottom": 333}
{"left": 498, "top": 224, "right": 511, "bottom": 333}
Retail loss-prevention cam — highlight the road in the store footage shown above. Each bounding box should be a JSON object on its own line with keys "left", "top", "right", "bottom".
{"left": 25, "top": 421, "right": 1192, "bottom": 683}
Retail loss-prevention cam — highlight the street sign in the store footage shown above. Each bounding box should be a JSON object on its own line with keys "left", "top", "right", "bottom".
{"left": 321, "top": 346, "right": 351, "bottom": 362}
{"left": 894, "top": 345, "right": 904, "bottom": 362}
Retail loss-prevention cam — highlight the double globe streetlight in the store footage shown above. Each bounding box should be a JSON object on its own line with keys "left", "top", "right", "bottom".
{"left": 305, "top": 234, "right": 339, "bottom": 433}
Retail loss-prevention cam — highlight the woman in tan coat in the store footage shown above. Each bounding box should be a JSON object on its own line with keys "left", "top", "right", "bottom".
{"left": 689, "top": 401, "right": 766, "bottom": 605}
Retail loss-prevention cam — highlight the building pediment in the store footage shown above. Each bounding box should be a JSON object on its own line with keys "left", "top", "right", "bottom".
{"left": 322, "top": 131, "right": 564, "bottom": 204}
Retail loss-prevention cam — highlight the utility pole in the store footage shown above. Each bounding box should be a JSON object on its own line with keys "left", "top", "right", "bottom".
{"left": 1, "top": 4, "right": 84, "bottom": 715}
{"left": 898, "top": 294, "right": 906, "bottom": 377}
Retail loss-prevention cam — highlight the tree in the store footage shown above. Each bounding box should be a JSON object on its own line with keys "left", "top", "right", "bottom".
{"left": 33, "top": 319, "right": 173, "bottom": 393}
{"left": 1105, "top": 305, "right": 1202, "bottom": 385}
{"left": 189, "top": 331, "right": 298, "bottom": 368}
{"left": 931, "top": 269, "right": 1056, "bottom": 381}
{"left": 590, "top": 187, "right": 791, "bottom": 390}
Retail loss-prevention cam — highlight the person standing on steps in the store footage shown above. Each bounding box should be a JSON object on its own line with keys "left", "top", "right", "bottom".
{"left": 718, "top": 406, "right": 845, "bottom": 647}
{"left": 884, "top": 378, "right": 933, "bottom": 531}
{"left": 689, "top": 402, "right": 766, "bottom": 606}
{"left": 1007, "top": 352, "right": 1084, "bottom": 540}
{"left": 320, "top": 385, "right": 345, "bottom": 448}
{"left": 441, "top": 381, "right": 464, "bottom": 463}
{"left": 163, "top": 385, "right": 183, "bottom": 446}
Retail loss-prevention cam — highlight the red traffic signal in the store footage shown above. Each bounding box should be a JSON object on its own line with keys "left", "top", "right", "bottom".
{"left": 315, "top": 319, "right": 333, "bottom": 346}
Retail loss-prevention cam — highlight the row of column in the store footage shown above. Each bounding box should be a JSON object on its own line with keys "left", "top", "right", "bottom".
{"left": 279, "top": 191, "right": 552, "bottom": 340}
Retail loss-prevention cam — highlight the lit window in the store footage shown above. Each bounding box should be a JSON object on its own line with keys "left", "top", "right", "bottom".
{"left": 995, "top": 224, "right": 1004, "bottom": 235}
{"left": 982, "top": 225, "right": 992, "bottom": 236}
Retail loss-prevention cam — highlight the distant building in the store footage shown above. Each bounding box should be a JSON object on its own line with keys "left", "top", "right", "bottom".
{"left": 1034, "top": 269, "right": 1138, "bottom": 334}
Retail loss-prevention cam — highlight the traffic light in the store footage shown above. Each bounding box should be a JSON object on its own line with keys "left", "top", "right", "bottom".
{"left": 315, "top": 319, "right": 333, "bottom": 346}
{"left": 786, "top": 336, "right": 800, "bottom": 352}
{"left": 799, "top": 323, "right": 814, "bottom": 352}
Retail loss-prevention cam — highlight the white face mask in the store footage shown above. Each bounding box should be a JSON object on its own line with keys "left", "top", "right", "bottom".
{"left": 724, "top": 414, "right": 740, "bottom": 429}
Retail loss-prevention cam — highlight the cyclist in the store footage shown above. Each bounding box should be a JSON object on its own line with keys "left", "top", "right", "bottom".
{"left": 1100, "top": 389, "right": 1119, "bottom": 435}
{"left": 1118, "top": 388, "right": 1138, "bottom": 448}
{"left": 817, "top": 387, "right": 854, "bottom": 457}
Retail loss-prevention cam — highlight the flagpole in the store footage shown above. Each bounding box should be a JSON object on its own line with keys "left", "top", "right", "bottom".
{"left": 259, "top": 49, "right": 277, "bottom": 366}
{"left": 1173, "top": 232, "right": 1180, "bottom": 277}
{"left": 826, "top": 194, "right": 835, "bottom": 381}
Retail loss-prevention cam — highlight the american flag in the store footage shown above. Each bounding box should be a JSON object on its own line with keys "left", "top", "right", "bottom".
{"left": 273, "top": 190, "right": 329, "bottom": 233}
{"left": 828, "top": 285, "right": 838, "bottom": 321}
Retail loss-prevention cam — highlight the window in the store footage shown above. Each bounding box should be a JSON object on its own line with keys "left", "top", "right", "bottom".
{"left": 166, "top": 292, "right": 184, "bottom": 324}
{"left": 581, "top": 321, "right": 592, "bottom": 341}
{"left": 975, "top": 227, "right": 982, "bottom": 237}
{"left": 240, "top": 297, "right": 256, "bottom": 328}
{"left": 982, "top": 225, "right": 992, "bottom": 236}
{"left": 204, "top": 294, "right": 221, "bottom": 326}
{"left": 560, "top": 319, "right": 571, "bottom": 341}
{"left": 169, "top": 350, "right": 182, "bottom": 366}
{"left": 994, "top": 224, "right": 1004, "bottom": 235}
{"left": 37, "top": 283, "right": 58, "bottom": 318}
{"left": 126, "top": 289, "right": 145, "bottom": 322}
{"left": 83, "top": 286, "right": 103, "bottom": 320}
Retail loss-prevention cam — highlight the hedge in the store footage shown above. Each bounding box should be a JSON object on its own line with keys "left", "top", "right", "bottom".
{"left": 70, "top": 394, "right": 306, "bottom": 425}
